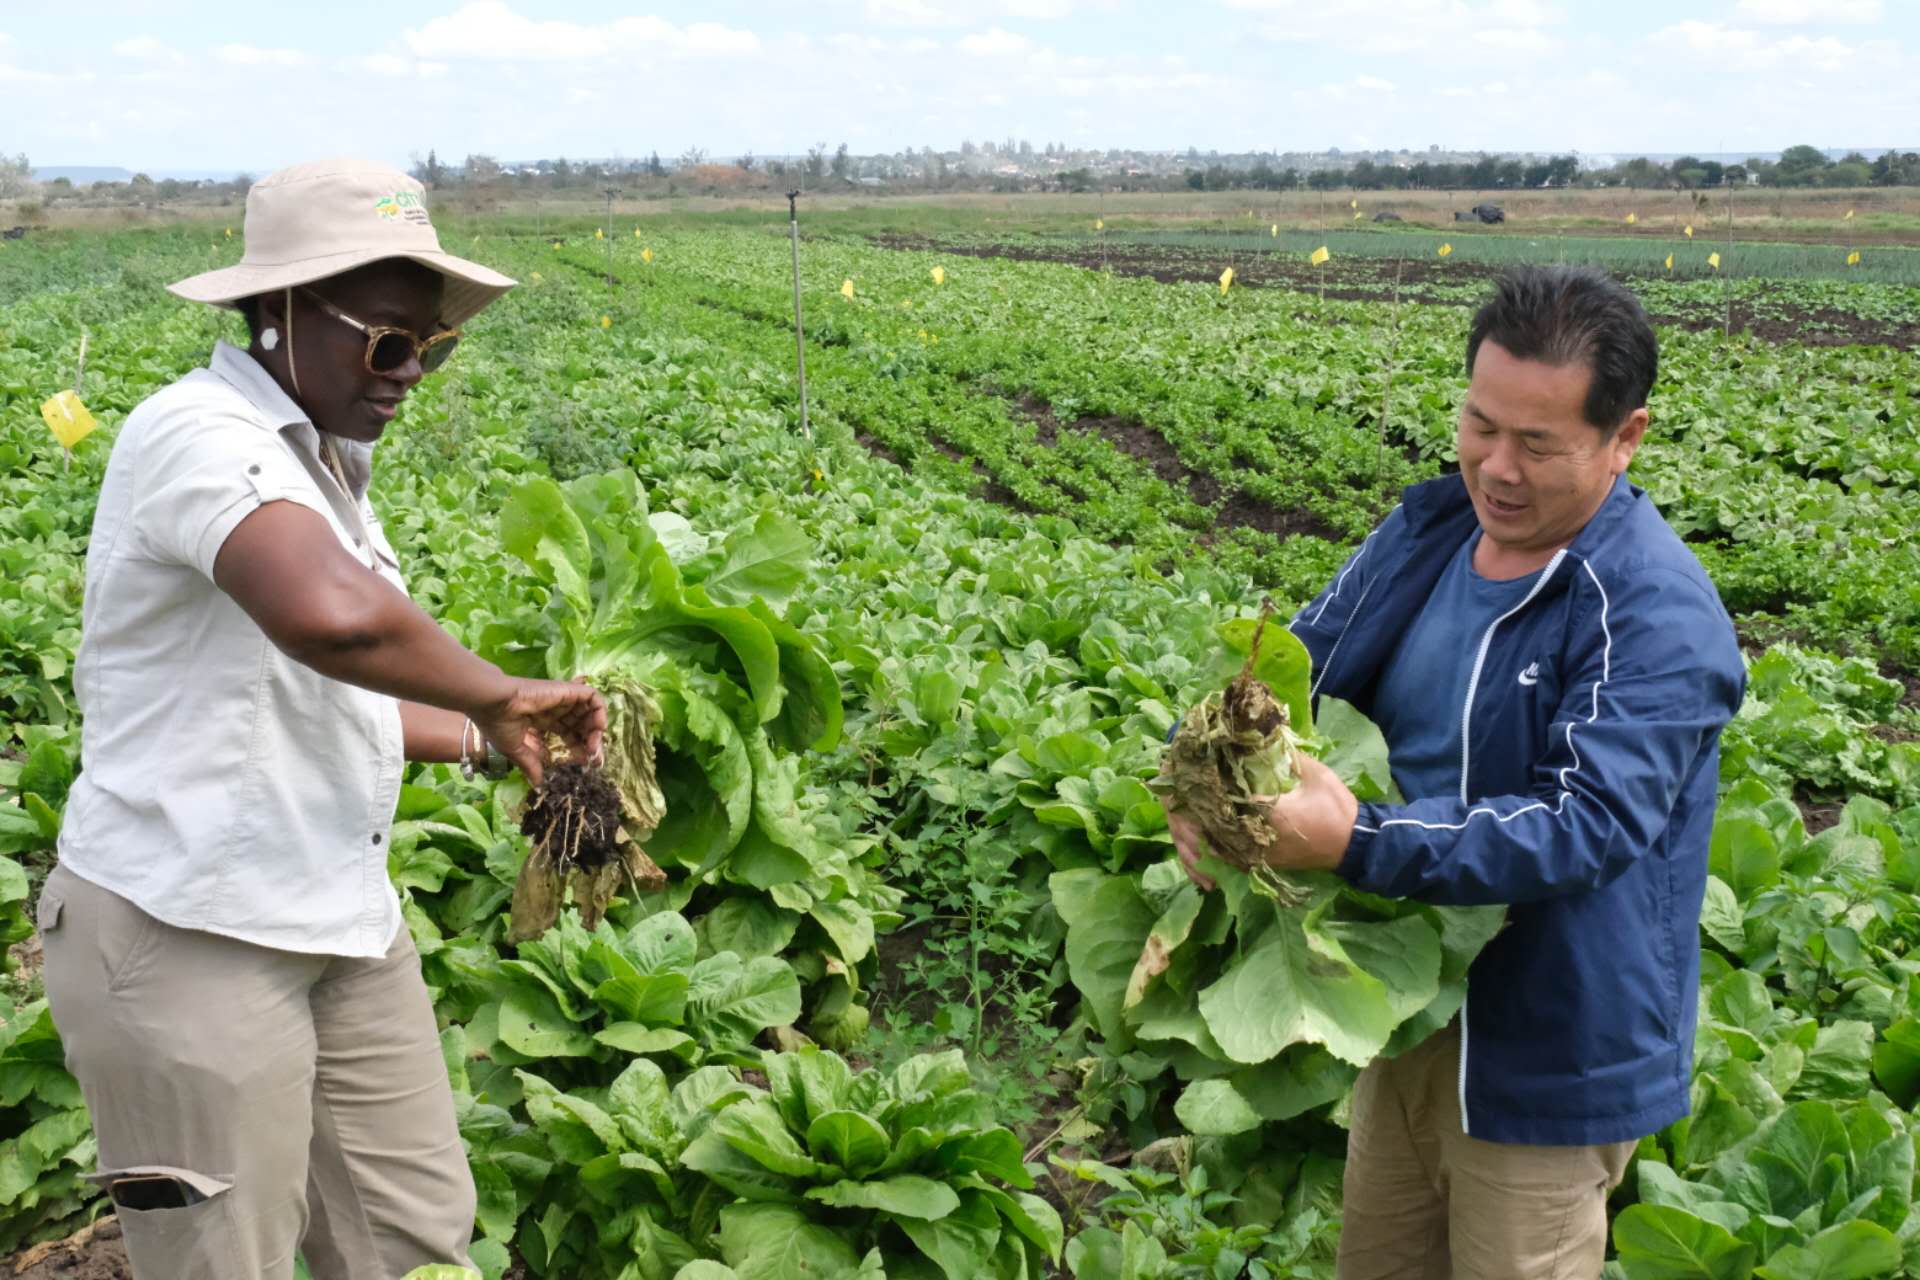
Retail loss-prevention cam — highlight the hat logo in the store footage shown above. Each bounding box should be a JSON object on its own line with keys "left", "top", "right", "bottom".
{"left": 373, "top": 191, "right": 430, "bottom": 227}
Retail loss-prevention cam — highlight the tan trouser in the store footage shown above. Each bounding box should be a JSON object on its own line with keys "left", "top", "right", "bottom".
{"left": 1337, "top": 1021, "right": 1637, "bottom": 1280}
{"left": 38, "top": 864, "right": 476, "bottom": 1280}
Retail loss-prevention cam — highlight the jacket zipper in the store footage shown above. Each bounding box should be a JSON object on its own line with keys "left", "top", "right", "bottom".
{"left": 1451, "top": 547, "right": 1567, "bottom": 1135}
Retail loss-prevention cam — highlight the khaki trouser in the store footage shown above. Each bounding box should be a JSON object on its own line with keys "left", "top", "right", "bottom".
{"left": 39, "top": 865, "right": 476, "bottom": 1279}
{"left": 1337, "top": 1020, "right": 1637, "bottom": 1280}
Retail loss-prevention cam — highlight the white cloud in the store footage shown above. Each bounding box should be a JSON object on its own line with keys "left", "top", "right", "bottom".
{"left": 1243, "top": 0, "right": 1566, "bottom": 57}
{"left": 215, "top": 44, "right": 304, "bottom": 67}
{"left": 110, "top": 36, "right": 184, "bottom": 65}
{"left": 1354, "top": 74, "right": 1395, "bottom": 91}
{"left": 351, "top": 52, "right": 453, "bottom": 79}
{"left": 864, "top": 0, "right": 963, "bottom": 25}
{"left": 998, "top": 0, "right": 1082, "bottom": 15}
{"left": 1473, "top": 26, "right": 1560, "bottom": 53}
{"left": 1734, "top": 0, "right": 1882, "bottom": 23}
{"left": 1649, "top": 21, "right": 1856, "bottom": 72}
{"left": 957, "top": 26, "right": 1032, "bottom": 56}
{"left": 403, "top": 2, "right": 758, "bottom": 62}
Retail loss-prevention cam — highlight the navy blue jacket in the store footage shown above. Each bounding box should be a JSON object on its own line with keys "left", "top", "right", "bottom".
{"left": 1291, "top": 473, "right": 1744, "bottom": 1145}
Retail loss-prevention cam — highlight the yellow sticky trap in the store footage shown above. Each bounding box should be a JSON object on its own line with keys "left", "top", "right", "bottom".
{"left": 1708, "top": 252, "right": 1722, "bottom": 270}
{"left": 1094, "top": 218, "right": 1103, "bottom": 231}
{"left": 1349, "top": 198, "right": 1357, "bottom": 209}
{"left": 634, "top": 227, "right": 642, "bottom": 237}
{"left": 1218, "top": 266, "right": 1234, "bottom": 295}
{"left": 840, "top": 278, "right": 855, "bottom": 300}
{"left": 1665, "top": 253, "right": 1674, "bottom": 271}
{"left": 930, "top": 266, "right": 945, "bottom": 286}
{"left": 600, "top": 314, "right": 611, "bottom": 328}
{"left": 41, "top": 390, "right": 98, "bottom": 449}
{"left": 1683, "top": 225, "right": 1694, "bottom": 239}
{"left": 1845, "top": 209, "right": 1855, "bottom": 220}
{"left": 1270, "top": 223, "right": 1277, "bottom": 237}
{"left": 1309, "top": 245, "right": 1330, "bottom": 266}
{"left": 1437, "top": 243, "right": 1452, "bottom": 258}
{"left": 641, "top": 247, "right": 655, "bottom": 264}
{"left": 1625, "top": 212, "right": 1637, "bottom": 225}
{"left": 224, "top": 227, "right": 233, "bottom": 239}
{"left": 1847, "top": 250, "right": 1861, "bottom": 266}
{"left": 1353, "top": 210, "right": 1363, "bottom": 220}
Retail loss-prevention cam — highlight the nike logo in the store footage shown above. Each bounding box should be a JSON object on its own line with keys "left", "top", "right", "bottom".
{"left": 1518, "top": 662, "right": 1541, "bottom": 687}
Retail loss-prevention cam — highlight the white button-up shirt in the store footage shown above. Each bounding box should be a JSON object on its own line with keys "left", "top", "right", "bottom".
{"left": 59, "top": 342, "right": 407, "bottom": 957}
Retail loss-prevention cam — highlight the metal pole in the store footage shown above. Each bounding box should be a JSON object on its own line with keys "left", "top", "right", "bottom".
{"left": 603, "top": 186, "right": 618, "bottom": 289}
{"left": 786, "top": 191, "right": 813, "bottom": 442}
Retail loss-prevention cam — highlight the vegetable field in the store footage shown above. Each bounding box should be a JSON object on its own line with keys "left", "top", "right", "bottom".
{"left": 3, "top": 211, "right": 1920, "bottom": 1278}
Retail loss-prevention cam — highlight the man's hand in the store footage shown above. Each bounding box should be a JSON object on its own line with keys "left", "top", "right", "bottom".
{"left": 1165, "top": 807, "right": 1217, "bottom": 892}
{"left": 1163, "top": 753, "right": 1359, "bottom": 890}
{"left": 471, "top": 677, "right": 607, "bottom": 788}
{"left": 1255, "top": 754, "right": 1359, "bottom": 873}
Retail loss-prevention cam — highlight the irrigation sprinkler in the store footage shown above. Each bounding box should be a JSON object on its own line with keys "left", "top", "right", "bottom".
{"left": 785, "top": 191, "right": 814, "bottom": 443}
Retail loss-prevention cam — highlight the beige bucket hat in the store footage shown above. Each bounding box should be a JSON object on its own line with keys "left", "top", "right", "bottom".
{"left": 169, "top": 157, "right": 514, "bottom": 328}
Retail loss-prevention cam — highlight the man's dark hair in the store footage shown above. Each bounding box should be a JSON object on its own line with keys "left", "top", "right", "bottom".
{"left": 1466, "top": 266, "right": 1658, "bottom": 433}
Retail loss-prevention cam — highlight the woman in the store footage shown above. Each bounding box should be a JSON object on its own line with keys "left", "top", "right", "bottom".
{"left": 39, "top": 158, "right": 601, "bottom": 1277}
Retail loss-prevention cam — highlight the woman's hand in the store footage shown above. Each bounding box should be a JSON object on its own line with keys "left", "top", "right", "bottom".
{"left": 470, "top": 677, "right": 607, "bottom": 787}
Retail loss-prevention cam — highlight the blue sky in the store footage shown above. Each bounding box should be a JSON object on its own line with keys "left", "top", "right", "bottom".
{"left": 3, "top": 0, "right": 1914, "bottom": 172}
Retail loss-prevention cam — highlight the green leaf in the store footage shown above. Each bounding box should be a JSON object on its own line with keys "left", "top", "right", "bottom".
{"left": 687, "top": 954, "right": 803, "bottom": 1050}
{"left": 1869, "top": 1018, "right": 1920, "bottom": 1108}
{"left": 1753, "top": 1220, "right": 1901, "bottom": 1280}
{"left": 501, "top": 477, "right": 593, "bottom": 617}
{"left": 1197, "top": 895, "right": 1401, "bottom": 1067}
{"left": 1749, "top": 1102, "right": 1851, "bottom": 1225}
{"left": 1173, "top": 1078, "right": 1261, "bottom": 1136}
{"left": 498, "top": 985, "right": 596, "bottom": 1059}
{"left": 971, "top": 1185, "right": 1064, "bottom": 1263}
{"left": 702, "top": 513, "right": 811, "bottom": 610}
{"left": 1316, "top": 696, "right": 1396, "bottom": 801}
{"left": 673, "top": 1264, "right": 740, "bottom": 1280}
{"left": 716, "top": 1203, "right": 860, "bottom": 1280}
{"left": 806, "top": 1174, "right": 960, "bottom": 1220}
{"left": 594, "top": 1024, "right": 696, "bottom": 1059}
{"left": 1612, "top": 1204, "right": 1758, "bottom": 1280}
{"left": 805, "top": 1111, "right": 890, "bottom": 1179}
{"left": 1710, "top": 816, "right": 1781, "bottom": 902}
{"left": 898, "top": 1190, "right": 1004, "bottom": 1280}
{"left": 1054, "top": 870, "right": 1156, "bottom": 1045}
{"left": 701, "top": 897, "right": 802, "bottom": 961}
{"left": 1791, "top": 1021, "right": 1872, "bottom": 1102}
{"left": 1700, "top": 877, "right": 1746, "bottom": 954}
{"left": 952, "top": 1128, "right": 1033, "bottom": 1189}
{"left": 747, "top": 599, "right": 844, "bottom": 753}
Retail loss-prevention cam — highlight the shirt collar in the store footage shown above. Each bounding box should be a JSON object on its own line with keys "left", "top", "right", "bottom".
{"left": 207, "top": 341, "right": 376, "bottom": 501}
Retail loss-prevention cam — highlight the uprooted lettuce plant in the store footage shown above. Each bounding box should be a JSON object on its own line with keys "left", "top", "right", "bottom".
{"left": 483, "top": 471, "right": 899, "bottom": 1045}
{"left": 1056, "top": 615, "right": 1505, "bottom": 1139}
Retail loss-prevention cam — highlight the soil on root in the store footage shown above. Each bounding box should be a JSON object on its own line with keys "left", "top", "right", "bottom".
{"left": 520, "top": 762, "right": 624, "bottom": 870}
{"left": 8, "top": 1216, "right": 130, "bottom": 1280}
{"left": 868, "top": 235, "right": 1918, "bottom": 351}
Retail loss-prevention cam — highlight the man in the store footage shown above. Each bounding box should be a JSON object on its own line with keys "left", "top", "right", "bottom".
{"left": 41, "top": 159, "right": 604, "bottom": 1277}
{"left": 1170, "top": 266, "right": 1745, "bottom": 1277}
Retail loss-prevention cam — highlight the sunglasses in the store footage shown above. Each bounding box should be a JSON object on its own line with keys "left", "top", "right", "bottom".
{"left": 298, "top": 288, "right": 461, "bottom": 375}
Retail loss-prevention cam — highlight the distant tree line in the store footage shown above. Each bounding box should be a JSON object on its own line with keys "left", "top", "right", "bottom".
{"left": 1180, "top": 146, "right": 1920, "bottom": 192}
